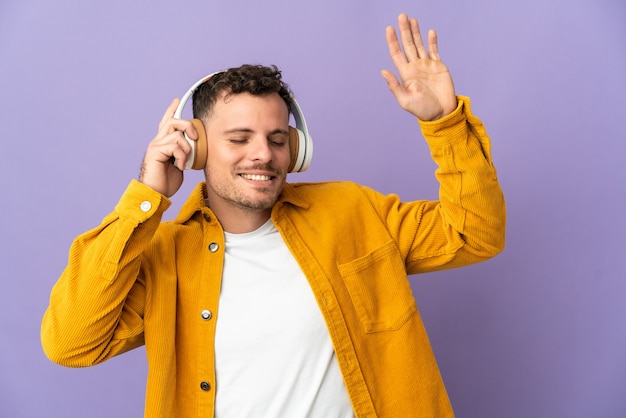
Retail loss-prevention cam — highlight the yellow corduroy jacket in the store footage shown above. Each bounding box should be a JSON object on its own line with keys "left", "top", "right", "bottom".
{"left": 42, "top": 96, "right": 506, "bottom": 417}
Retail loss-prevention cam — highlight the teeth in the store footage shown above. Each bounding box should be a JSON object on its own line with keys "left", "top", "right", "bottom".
{"left": 241, "top": 174, "right": 272, "bottom": 181}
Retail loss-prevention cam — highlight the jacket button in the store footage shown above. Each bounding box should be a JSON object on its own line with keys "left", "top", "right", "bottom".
{"left": 140, "top": 201, "right": 152, "bottom": 212}
{"left": 203, "top": 213, "right": 211, "bottom": 222}
{"left": 201, "top": 310, "right": 212, "bottom": 320}
{"left": 200, "top": 381, "right": 211, "bottom": 391}
{"left": 208, "top": 242, "right": 219, "bottom": 252}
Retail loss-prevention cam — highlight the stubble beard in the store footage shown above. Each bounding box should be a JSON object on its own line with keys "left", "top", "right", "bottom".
{"left": 205, "top": 166, "right": 285, "bottom": 213}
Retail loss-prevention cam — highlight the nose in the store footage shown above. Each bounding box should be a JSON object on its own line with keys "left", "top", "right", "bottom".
{"left": 247, "top": 137, "right": 273, "bottom": 163}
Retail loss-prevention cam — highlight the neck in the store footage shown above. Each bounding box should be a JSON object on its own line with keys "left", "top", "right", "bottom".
{"left": 206, "top": 199, "right": 272, "bottom": 234}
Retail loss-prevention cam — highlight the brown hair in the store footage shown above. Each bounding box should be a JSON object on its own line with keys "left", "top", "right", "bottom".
{"left": 192, "top": 64, "right": 293, "bottom": 120}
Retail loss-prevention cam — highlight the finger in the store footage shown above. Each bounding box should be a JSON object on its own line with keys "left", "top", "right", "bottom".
{"left": 174, "top": 131, "right": 192, "bottom": 155}
{"left": 151, "top": 129, "right": 192, "bottom": 155}
{"left": 410, "top": 18, "right": 427, "bottom": 58}
{"left": 172, "top": 130, "right": 197, "bottom": 170}
{"left": 158, "top": 114, "right": 198, "bottom": 141}
{"left": 170, "top": 145, "right": 189, "bottom": 171}
{"left": 155, "top": 132, "right": 192, "bottom": 168}
{"left": 381, "top": 70, "right": 412, "bottom": 111}
{"left": 386, "top": 25, "right": 408, "bottom": 69}
{"left": 428, "top": 29, "right": 441, "bottom": 61}
{"left": 158, "top": 98, "right": 180, "bottom": 131}
{"left": 408, "top": 17, "right": 427, "bottom": 60}
{"left": 380, "top": 69, "right": 401, "bottom": 91}
{"left": 397, "top": 13, "right": 420, "bottom": 61}
{"left": 381, "top": 69, "right": 407, "bottom": 102}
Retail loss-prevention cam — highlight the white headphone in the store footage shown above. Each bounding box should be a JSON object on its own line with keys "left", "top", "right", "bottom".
{"left": 174, "top": 72, "right": 313, "bottom": 172}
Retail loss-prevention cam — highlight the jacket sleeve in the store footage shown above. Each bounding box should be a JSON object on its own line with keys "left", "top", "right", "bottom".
{"left": 373, "top": 96, "right": 506, "bottom": 274}
{"left": 41, "top": 180, "right": 171, "bottom": 367}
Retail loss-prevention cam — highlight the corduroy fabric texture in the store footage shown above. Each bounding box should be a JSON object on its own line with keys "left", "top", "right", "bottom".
{"left": 42, "top": 96, "right": 505, "bottom": 417}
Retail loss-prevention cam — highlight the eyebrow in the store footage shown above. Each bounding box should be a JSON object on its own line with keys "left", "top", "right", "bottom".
{"left": 223, "top": 128, "right": 289, "bottom": 137}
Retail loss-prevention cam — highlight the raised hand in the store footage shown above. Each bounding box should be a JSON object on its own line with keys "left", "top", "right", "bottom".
{"left": 381, "top": 14, "right": 457, "bottom": 121}
{"left": 138, "top": 98, "right": 198, "bottom": 197}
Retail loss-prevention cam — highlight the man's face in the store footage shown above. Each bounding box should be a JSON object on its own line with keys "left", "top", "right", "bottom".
{"left": 202, "top": 92, "right": 291, "bottom": 216}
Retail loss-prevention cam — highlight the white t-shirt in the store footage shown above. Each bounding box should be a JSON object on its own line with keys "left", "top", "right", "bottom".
{"left": 214, "top": 219, "right": 354, "bottom": 418}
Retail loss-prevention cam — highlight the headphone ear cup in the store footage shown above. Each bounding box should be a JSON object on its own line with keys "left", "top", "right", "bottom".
{"left": 188, "top": 118, "right": 207, "bottom": 170}
{"left": 287, "top": 126, "right": 312, "bottom": 173}
{"left": 287, "top": 126, "right": 300, "bottom": 173}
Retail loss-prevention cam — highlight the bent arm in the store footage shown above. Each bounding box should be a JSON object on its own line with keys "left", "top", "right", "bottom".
{"left": 41, "top": 180, "right": 170, "bottom": 367}
{"left": 377, "top": 96, "right": 506, "bottom": 273}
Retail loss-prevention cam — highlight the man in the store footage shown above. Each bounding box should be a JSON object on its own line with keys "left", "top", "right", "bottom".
{"left": 42, "top": 13, "right": 505, "bottom": 417}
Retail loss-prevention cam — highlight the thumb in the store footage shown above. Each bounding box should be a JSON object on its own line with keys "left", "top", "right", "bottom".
{"left": 381, "top": 70, "right": 412, "bottom": 110}
{"left": 380, "top": 69, "right": 401, "bottom": 91}
{"left": 381, "top": 69, "right": 409, "bottom": 104}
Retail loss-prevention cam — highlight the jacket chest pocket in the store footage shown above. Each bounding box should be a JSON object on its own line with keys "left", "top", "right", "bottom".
{"left": 338, "top": 240, "right": 417, "bottom": 333}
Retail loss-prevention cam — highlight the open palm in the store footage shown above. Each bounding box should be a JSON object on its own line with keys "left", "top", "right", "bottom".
{"left": 381, "top": 14, "right": 457, "bottom": 121}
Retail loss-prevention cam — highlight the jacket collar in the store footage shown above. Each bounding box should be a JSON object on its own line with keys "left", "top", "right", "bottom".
{"left": 173, "top": 182, "right": 309, "bottom": 224}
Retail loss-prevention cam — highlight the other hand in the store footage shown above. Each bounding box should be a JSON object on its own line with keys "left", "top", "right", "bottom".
{"left": 381, "top": 14, "right": 457, "bottom": 121}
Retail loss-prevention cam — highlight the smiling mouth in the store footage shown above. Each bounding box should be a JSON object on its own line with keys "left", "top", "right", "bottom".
{"left": 239, "top": 174, "right": 274, "bottom": 181}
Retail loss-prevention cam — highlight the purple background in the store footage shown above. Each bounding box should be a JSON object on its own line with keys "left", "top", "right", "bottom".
{"left": 2, "top": 0, "right": 625, "bottom": 416}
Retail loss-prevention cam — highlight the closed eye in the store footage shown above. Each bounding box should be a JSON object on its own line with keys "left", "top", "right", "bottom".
{"left": 223, "top": 128, "right": 288, "bottom": 146}
{"left": 268, "top": 130, "right": 288, "bottom": 146}
{"left": 229, "top": 138, "right": 248, "bottom": 144}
